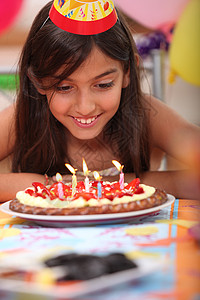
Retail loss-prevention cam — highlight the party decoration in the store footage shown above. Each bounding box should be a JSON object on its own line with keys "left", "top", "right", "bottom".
{"left": 0, "top": 0, "right": 24, "bottom": 36}
{"left": 135, "top": 31, "right": 169, "bottom": 58}
{"left": 114, "top": 0, "right": 189, "bottom": 30}
{"left": 0, "top": 228, "right": 21, "bottom": 239}
{"left": 169, "top": 0, "right": 200, "bottom": 86}
{"left": 125, "top": 226, "right": 159, "bottom": 236}
{"left": 49, "top": 0, "right": 117, "bottom": 35}
{"left": 156, "top": 219, "right": 198, "bottom": 229}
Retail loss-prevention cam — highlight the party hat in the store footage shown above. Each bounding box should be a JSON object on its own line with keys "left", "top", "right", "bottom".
{"left": 49, "top": 0, "right": 117, "bottom": 35}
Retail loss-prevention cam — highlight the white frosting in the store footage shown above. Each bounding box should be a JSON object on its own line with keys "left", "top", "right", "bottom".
{"left": 16, "top": 184, "right": 155, "bottom": 209}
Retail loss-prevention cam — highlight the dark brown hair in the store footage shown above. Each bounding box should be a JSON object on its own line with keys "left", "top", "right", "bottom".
{"left": 12, "top": 1, "right": 150, "bottom": 176}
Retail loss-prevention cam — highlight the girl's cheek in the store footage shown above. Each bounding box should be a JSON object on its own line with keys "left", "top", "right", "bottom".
{"left": 49, "top": 96, "right": 71, "bottom": 113}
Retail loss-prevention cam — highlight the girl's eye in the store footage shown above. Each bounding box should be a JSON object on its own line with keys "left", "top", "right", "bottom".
{"left": 56, "top": 85, "right": 72, "bottom": 93}
{"left": 96, "top": 81, "right": 114, "bottom": 89}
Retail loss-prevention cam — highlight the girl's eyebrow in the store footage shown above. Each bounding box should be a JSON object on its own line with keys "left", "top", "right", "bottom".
{"left": 94, "top": 68, "right": 118, "bottom": 80}
{"left": 64, "top": 68, "right": 118, "bottom": 82}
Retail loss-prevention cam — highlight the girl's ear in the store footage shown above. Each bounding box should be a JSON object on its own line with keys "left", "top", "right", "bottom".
{"left": 122, "top": 68, "right": 130, "bottom": 88}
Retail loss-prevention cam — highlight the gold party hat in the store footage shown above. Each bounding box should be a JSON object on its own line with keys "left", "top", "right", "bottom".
{"left": 49, "top": 0, "right": 117, "bottom": 35}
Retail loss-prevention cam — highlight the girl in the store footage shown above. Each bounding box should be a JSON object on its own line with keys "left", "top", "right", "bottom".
{"left": 0, "top": 0, "right": 199, "bottom": 201}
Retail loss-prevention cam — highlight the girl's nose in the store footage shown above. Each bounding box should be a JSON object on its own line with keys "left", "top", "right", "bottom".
{"left": 75, "top": 90, "right": 96, "bottom": 116}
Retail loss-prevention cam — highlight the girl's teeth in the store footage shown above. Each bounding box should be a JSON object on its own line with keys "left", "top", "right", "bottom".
{"left": 75, "top": 117, "right": 96, "bottom": 124}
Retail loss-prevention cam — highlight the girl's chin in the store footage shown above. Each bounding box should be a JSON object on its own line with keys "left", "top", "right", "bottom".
{"left": 66, "top": 127, "right": 103, "bottom": 141}
{"left": 73, "top": 131, "right": 101, "bottom": 140}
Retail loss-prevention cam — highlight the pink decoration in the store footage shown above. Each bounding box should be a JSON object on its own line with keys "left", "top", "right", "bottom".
{"left": 0, "top": 0, "right": 24, "bottom": 36}
{"left": 114, "top": 0, "right": 189, "bottom": 30}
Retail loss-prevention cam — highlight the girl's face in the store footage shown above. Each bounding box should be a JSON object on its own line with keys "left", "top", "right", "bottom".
{"left": 41, "top": 46, "right": 129, "bottom": 140}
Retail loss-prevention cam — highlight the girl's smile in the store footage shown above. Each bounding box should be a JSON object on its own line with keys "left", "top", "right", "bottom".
{"left": 72, "top": 114, "right": 100, "bottom": 127}
{"left": 42, "top": 46, "right": 129, "bottom": 140}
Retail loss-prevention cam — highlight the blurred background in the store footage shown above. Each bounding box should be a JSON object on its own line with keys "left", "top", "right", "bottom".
{"left": 0, "top": 0, "right": 199, "bottom": 171}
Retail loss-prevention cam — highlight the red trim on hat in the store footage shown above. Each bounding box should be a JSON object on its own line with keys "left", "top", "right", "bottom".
{"left": 49, "top": 4, "right": 117, "bottom": 35}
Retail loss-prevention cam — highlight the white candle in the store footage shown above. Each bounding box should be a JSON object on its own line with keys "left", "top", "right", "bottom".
{"left": 82, "top": 158, "right": 90, "bottom": 192}
{"left": 85, "top": 176, "right": 90, "bottom": 193}
{"left": 72, "top": 174, "right": 77, "bottom": 196}
{"left": 65, "top": 163, "right": 77, "bottom": 196}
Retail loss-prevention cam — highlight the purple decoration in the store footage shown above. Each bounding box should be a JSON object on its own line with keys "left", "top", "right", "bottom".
{"left": 136, "top": 31, "right": 169, "bottom": 57}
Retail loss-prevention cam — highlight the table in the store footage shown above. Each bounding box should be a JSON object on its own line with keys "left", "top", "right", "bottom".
{"left": 0, "top": 198, "right": 200, "bottom": 300}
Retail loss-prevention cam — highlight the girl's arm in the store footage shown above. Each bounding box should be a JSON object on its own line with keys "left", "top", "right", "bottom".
{"left": 0, "top": 104, "right": 15, "bottom": 161}
{"left": 0, "top": 173, "right": 47, "bottom": 202}
{"left": 124, "top": 170, "right": 200, "bottom": 200}
{"left": 138, "top": 95, "right": 200, "bottom": 199}
{"left": 0, "top": 105, "right": 46, "bottom": 202}
{"left": 147, "top": 95, "right": 200, "bottom": 170}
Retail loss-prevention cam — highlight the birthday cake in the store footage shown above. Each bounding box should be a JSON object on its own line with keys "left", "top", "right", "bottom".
{"left": 9, "top": 178, "right": 168, "bottom": 216}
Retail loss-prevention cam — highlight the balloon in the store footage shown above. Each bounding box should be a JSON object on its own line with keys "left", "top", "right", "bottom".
{"left": 114, "top": 0, "right": 190, "bottom": 30}
{"left": 0, "top": 0, "right": 24, "bottom": 35}
{"left": 169, "top": 0, "right": 200, "bottom": 86}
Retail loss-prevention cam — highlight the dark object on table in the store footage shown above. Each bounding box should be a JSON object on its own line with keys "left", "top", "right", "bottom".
{"left": 44, "top": 253, "right": 137, "bottom": 281}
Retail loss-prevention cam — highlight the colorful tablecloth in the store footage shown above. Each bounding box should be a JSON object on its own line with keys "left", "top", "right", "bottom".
{"left": 0, "top": 199, "right": 200, "bottom": 300}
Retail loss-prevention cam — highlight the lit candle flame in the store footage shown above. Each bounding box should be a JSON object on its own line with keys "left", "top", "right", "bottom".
{"left": 82, "top": 158, "right": 89, "bottom": 176}
{"left": 112, "top": 160, "right": 124, "bottom": 172}
{"left": 65, "top": 163, "right": 77, "bottom": 175}
{"left": 56, "top": 172, "right": 63, "bottom": 182}
{"left": 93, "top": 171, "right": 101, "bottom": 181}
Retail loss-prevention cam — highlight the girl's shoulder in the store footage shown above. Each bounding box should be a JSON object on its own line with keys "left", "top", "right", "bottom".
{"left": 143, "top": 94, "right": 199, "bottom": 151}
{"left": 143, "top": 93, "right": 192, "bottom": 129}
{"left": 0, "top": 104, "right": 16, "bottom": 160}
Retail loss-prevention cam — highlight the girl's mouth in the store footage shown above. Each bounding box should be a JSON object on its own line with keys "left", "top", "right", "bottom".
{"left": 74, "top": 116, "right": 97, "bottom": 124}
{"left": 72, "top": 115, "right": 101, "bottom": 128}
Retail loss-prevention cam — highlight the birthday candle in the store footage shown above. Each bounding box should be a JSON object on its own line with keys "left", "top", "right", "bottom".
{"left": 72, "top": 174, "right": 77, "bottom": 196}
{"left": 112, "top": 160, "right": 124, "bottom": 190}
{"left": 82, "top": 158, "right": 90, "bottom": 192}
{"left": 97, "top": 181, "right": 102, "bottom": 198}
{"left": 119, "top": 171, "right": 124, "bottom": 190}
{"left": 93, "top": 171, "right": 102, "bottom": 198}
{"left": 65, "top": 163, "right": 77, "bottom": 196}
{"left": 56, "top": 173, "right": 64, "bottom": 199}
{"left": 85, "top": 176, "right": 90, "bottom": 193}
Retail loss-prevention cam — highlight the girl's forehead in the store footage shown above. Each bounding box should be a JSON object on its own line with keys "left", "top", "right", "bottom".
{"left": 57, "top": 46, "right": 123, "bottom": 78}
